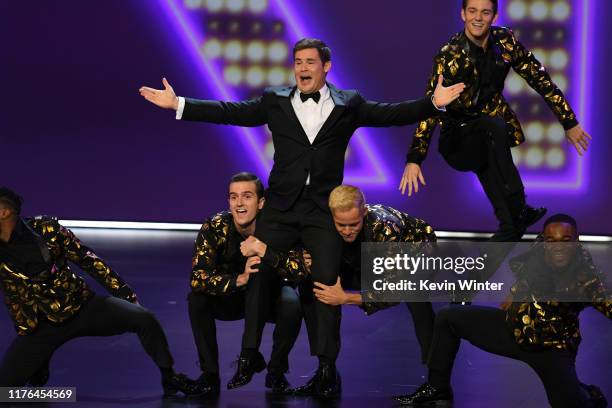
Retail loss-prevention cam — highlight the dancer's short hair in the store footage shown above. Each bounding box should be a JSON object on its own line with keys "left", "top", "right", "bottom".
{"left": 329, "top": 185, "right": 366, "bottom": 213}
{"left": 0, "top": 187, "right": 23, "bottom": 215}
{"left": 543, "top": 213, "right": 578, "bottom": 234}
{"left": 462, "top": 0, "right": 498, "bottom": 14}
{"left": 229, "top": 172, "right": 264, "bottom": 199}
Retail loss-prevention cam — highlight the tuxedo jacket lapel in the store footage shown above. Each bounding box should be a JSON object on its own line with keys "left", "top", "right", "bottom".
{"left": 275, "top": 86, "right": 311, "bottom": 145}
{"left": 312, "top": 83, "right": 346, "bottom": 144}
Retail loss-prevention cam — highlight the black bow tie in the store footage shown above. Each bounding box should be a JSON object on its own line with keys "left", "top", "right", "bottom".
{"left": 300, "top": 91, "right": 321, "bottom": 103}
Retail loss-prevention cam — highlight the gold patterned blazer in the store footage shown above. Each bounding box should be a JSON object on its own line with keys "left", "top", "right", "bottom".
{"left": 359, "top": 204, "right": 437, "bottom": 315}
{"left": 407, "top": 26, "right": 578, "bottom": 165}
{"left": 506, "top": 242, "right": 611, "bottom": 353}
{"left": 0, "top": 217, "right": 137, "bottom": 336}
{"left": 190, "top": 211, "right": 308, "bottom": 296}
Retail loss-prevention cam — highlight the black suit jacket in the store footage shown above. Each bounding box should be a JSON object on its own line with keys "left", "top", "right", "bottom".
{"left": 182, "top": 83, "right": 437, "bottom": 211}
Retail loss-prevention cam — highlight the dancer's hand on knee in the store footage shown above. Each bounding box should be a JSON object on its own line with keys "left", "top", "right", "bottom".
{"left": 565, "top": 124, "right": 591, "bottom": 156}
{"left": 139, "top": 77, "right": 179, "bottom": 110}
{"left": 313, "top": 278, "right": 347, "bottom": 306}
{"left": 399, "top": 163, "right": 426, "bottom": 196}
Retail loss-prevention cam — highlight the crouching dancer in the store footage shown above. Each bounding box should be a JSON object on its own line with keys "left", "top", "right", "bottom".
{"left": 0, "top": 187, "right": 204, "bottom": 397}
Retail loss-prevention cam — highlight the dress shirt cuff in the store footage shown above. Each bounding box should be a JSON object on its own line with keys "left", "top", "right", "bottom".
{"left": 431, "top": 95, "right": 446, "bottom": 112}
{"left": 175, "top": 96, "right": 186, "bottom": 120}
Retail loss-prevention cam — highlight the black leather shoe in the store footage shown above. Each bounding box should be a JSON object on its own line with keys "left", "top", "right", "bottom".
{"left": 162, "top": 372, "right": 209, "bottom": 398}
{"left": 194, "top": 372, "right": 220, "bottom": 397}
{"left": 393, "top": 382, "right": 453, "bottom": 406}
{"left": 316, "top": 363, "right": 341, "bottom": 399}
{"left": 291, "top": 372, "right": 319, "bottom": 396}
{"left": 519, "top": 205, "right": 547, "bottom": 228}
{"left": 580, "top": 383, "right": 608, "bottom": 408}
{"left": 227, "top": 353, "right": 266, "bottom": 390}
{"left": 265, "top": 371, "right": 291, "bottom": 394}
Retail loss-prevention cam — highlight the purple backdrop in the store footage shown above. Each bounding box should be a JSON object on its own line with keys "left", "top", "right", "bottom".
{"left": 2, "top": 0, "right": 610, "bottom": 234}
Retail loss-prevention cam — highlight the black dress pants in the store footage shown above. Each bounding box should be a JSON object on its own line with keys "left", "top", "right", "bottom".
{"left": 247, "top": 187, "right": 343, "bottom": 360}
{"left": 405, "top": 302, "right": 436, "bottom": 364}
{"left": 188, "top": 285, "right": 301, "bottom": 375}
{"left": 427, "top": 306, "right": 591, "bottom": 408}
{"left": 439, "top": 116, "right": 526, "bottom": 241}
{"left": 327, "top": 269, "right": 435, "bottom": 364}
{"left": 0, "top": 296, "right": 174, "bottom": 386}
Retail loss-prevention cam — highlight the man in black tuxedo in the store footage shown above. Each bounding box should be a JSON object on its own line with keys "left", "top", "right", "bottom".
{"left": 140, "top": 38, "right": 464, "bottom": 398}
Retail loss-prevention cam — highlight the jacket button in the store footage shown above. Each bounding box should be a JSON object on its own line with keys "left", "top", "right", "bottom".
{"left": 310, "top": 147, "right": 317, "bottom": 151}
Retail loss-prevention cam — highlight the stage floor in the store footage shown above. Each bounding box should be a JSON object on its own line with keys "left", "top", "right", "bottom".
{"left": 1, "top": 229, "right": 610, "bottom": 408}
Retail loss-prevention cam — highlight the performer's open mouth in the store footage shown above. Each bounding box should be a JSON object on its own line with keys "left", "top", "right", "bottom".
{"left": 299, "top": 75, "right": 312, "bottom": 85}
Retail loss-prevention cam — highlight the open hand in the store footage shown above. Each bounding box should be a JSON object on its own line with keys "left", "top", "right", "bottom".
{"left": 432, "top": 75, "right": 465, "bottom": 108}
{"left": 565, "top": 124, "right": 591, "bottom": 156}
{"left": 139, "top": 78, "right": 179, "bottom": 110}
{"left": 398, "top": 163, "right": 426, "bottom": 196}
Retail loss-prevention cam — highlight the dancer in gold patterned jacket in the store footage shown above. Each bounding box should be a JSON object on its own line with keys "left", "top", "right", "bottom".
{"left": 293, "top": 185, "right": 437, "bottom": 397}
{"left": 399, "top": 0, "right": 592, "bottom": 241}
{"left": 0, "top": 187, "right": 204, "bottom": 397}
{"left": 187, "top": 172, "right": 308, "bottom": 396}
{"left": 395, "top": 213, "right": 611, "bottom": 408}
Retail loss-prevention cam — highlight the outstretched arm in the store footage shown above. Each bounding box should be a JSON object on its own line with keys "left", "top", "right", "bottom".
{"left": 356, "top": 75, "right": 465, "bottom": 127}
{"left": 140, "top": 78, "right": 267, "bottom": 127}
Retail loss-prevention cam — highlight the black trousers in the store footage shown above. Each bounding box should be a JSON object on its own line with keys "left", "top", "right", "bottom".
{"left": 439, "top": 116, "right": 526, "bottom": 241}
{"left": 247, "top": 187, "right": 343, "bottom": 360}
{"left": 188, "top": 285, "right": 301, "bottom": 375}
{"left": 427, "top": 306, "right": 591, "bottom": 408}
{"left": 0, "top": 296, "right": 174, "bottom": 386}
{"left": 404, "top": 302, "right": 435, "bottom": 364}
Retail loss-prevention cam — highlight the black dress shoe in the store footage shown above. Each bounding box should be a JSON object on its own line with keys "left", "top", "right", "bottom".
{"left": 291, "top": 372, "right": 319, "bottom": 396}
{"left": 519, "top": 205, "right": 547, "bottom": 228}
{"left": 265, "top": 371, "right": 291, "bottom": 394}
{"left": 317, "top": 363, "right": 341, "bottom": 399}
{"left": 195, "top": 372, "right": 220, "bottom": 397}
{"left": 162, "top": 372, "right": 209, "bottom": 398}
{"left": 393, "top": 382, "right": 453, "bottom": 406}
{"left": 580, "top": 383, "right": 608, "bottom": 407}
{"left": 227, "top": 353, "right": 266, "bottom": 390}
